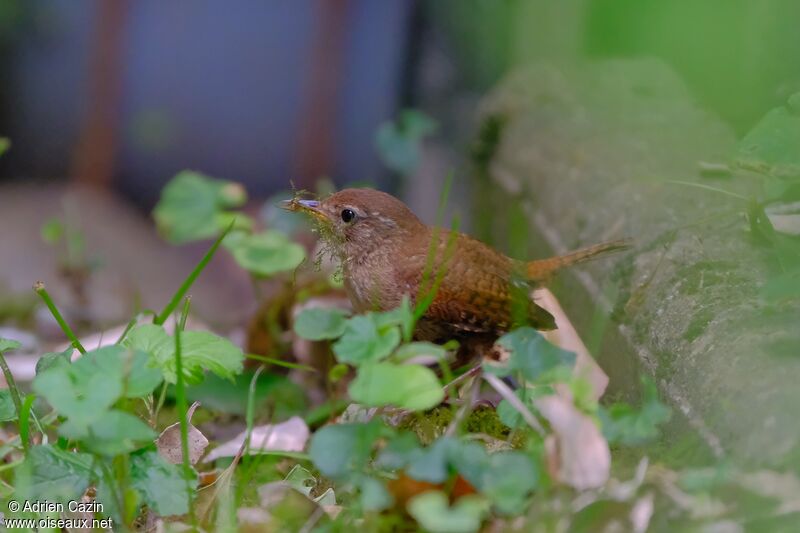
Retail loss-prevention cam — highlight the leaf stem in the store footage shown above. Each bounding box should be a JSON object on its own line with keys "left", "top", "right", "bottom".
{"left": 154, "top": 221, "right": 234, "bottom": 325}
{"left": 174, "top": 297, "right": 197, "bottom": 526}
{"left": 33, "top": 281, "right": 86, "bottom": 354}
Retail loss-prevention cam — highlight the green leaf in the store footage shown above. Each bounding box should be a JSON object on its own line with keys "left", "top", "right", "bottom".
{"left": 130, "top": 450, "right": 198, "bottom": 517}
{"left": 479, "top": 452, "right": 539, "bottom": 515}
{"left": 333, "top": 314, "right": 401, "bottom": 365}
{"left": 74, "top": 410, "right": 156, "bottom": 456}
{"left": 359, "top": 476, "right": 393, "bottom": 511}
{"left": 375, "top": 431, "right": 423, "bottom": 470}
{"left": 16, "top": 445, "right": 94, "bottom": 505}
{"left": 599, "top": 377, "right": 671, "bottom": 446}
{"left": 495, "top": 327, "right": 576, "bottom": 382}
{"left": 73, "top": 346, "right": 163, "bottom": 398}
{"left": 0, "top": 137, "right": 10, "bottom": 157}
{"left": 294, "top": 308, "right": 349, "bottom": 340}
{"left": 393, "top": 341, "right": 447, "bottom": 363}
{"left": 375, "top": 110, "right": 438, "bottom": 176}
{"left": 308, "top": 421, "right": 384, "bottom": 478}
{"left": 0, "top": 337, "right": 21, "bottom": 353}
{"left": 35, "top": 348, "right": 73, "bottom": 376}
{"left": 446, "top": 440, "right": 489, "bottom": 488}
{"left": 153, "top": 170, "right": 251, "bottom": 244}
{"left": 0, "top": 390, "right": 17, "bottom": 421}
{"left": 223, "top": 230, "right": 306, "bottom": 276}
{"left": 33, "top": 364, "right": 122, "bottom": 437}
{"left": 496, "top": 386, "right": 553, "bottom": 429}
{"left": 348, "top": 363, "right": 443, "bottom": 411}
{"left": 376, "top": 296, "right": 415, "bottom": 341}
{"left": 124, "top": 324, "right": 243, "bottom": 384}
{"left": 123, "top": 324, "right": 172, "bottom": 360}
{"left": 407, "top": 491, "right": 489, "bottom": 533}
{"left": 406, "top": 437, "right": 454, "bottom": 483}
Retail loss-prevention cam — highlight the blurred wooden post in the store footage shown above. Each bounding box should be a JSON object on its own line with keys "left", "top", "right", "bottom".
{"left": 70, "top": 0, "right": 129, "bottom": 188}
{"left": 290, "top": 0, "right": 349, "bottom": 190}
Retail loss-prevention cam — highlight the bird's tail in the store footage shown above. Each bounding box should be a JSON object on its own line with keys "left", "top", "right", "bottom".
{"left": 526, "top": 239, "right": 632, "bottom": 283}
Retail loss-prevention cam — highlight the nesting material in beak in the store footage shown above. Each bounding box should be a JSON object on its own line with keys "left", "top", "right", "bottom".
{"left": 280, "top": 198, "right": 329, "bottom": 224}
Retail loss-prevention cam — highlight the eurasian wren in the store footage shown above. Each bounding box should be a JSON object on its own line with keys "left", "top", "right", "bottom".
{"left": 283, "top": 188, "right": 629, "bottom": 354}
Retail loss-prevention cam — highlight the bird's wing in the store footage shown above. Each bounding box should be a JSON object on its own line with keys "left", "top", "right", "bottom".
{"left": 401, "top": 231, "right": 556, "bottom": 335}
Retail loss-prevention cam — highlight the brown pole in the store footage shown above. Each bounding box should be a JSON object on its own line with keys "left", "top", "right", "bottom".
{"left": 70, "top": 0, "right": 129, "bottom": 188}
{"left": 290, "top": 0, "right": 349, "bottom": 190}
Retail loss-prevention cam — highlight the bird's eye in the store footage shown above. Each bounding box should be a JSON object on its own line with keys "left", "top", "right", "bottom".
{"left": 340, "top": 209, "right": 356, "bottom": 223}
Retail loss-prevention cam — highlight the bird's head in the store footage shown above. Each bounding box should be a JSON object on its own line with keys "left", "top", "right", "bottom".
{"left": 282, "top": 188, "right": 424, "bottom": 259}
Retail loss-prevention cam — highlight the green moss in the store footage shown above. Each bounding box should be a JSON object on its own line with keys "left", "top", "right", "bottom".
{"left": 397, "top": 406, "right": 454, "bottom": 445}
{"left": 464, "top": 406, "right": 511, "bottom": 440}
{"left": 396, "top": 405, "right": 516, "bottom": 445}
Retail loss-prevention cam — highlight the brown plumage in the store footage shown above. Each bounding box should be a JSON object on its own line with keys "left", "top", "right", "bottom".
{"left": 283, "top": 188, "right": 630, "bottom": 351}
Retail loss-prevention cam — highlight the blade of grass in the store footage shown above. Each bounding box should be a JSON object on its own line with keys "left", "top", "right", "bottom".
{"left": 244, "top": 365, "right": 265, "bottom": 456}
{"left": 0, "top": 344, "right": 28, "bottom": 451}
{"left": 245, "top": 353, "right": 317, "bottom": 372}
{"left": 33, "top": 281, "right": 86, "bottom": 354}
{"left": 18, "top": 394, "right": 36, "bottom": 453}
{"left": 174, "top": 297, "right": 197, "bottom": 526}
{"left": 154, "top": 221, "right": 234, "bottom": 325}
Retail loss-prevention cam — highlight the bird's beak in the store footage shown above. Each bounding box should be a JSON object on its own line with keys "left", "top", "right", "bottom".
{"left": 280, "top": 198, "right": 329, "bottom": 223}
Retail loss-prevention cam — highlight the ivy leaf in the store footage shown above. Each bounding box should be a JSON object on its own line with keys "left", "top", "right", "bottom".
{"left": 375, "top": 110, "right": 438, "bottom": 176}
{"left": 308, "top": 421, "right": 385, "bottom": 479}
{"left": 0, "top": 337, "right": 21, "bottom": 353}
{"left": 599, "top": 377, "right": 671, "bottom": 446}
{"left": 333, "top": 314, "right": 401, "bottom": 365}
{"left": 407, "top": 491, "right": 489, "bottom": 533}
{"left": 348, "top": 363, "right": 443, "bottom": 411}
{"left": 0, "top": 390, "right": 17, "bottom": 421}
{"left": 494, "top": 327, "right": 576, "bottom": 382}
{"left": 124, "top": 325, "right": 243, "bottom": 384}
{"left": 294, "top": 308, "right": 349, "bottom": 340}
{"left": 15, "top": 445, "right": 94, "bottom": 506}
{"left": 222, "top": 230, "right": 306, "bottom": 276}
{"left": 130, "top": 450, "right": 198, "bottom": 517}
{"left": 153, "top": 170, "right": 251, "bottom": 244}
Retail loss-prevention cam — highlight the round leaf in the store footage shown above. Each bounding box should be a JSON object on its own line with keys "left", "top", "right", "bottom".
{"left": 349, "top": 363, "right": 444, "bottom": 411}
{"left": 223, "top": 230, "right": 306, "bottom": 276}
{"left": 294, "top": 308, "right": 348, "bottom": 340}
